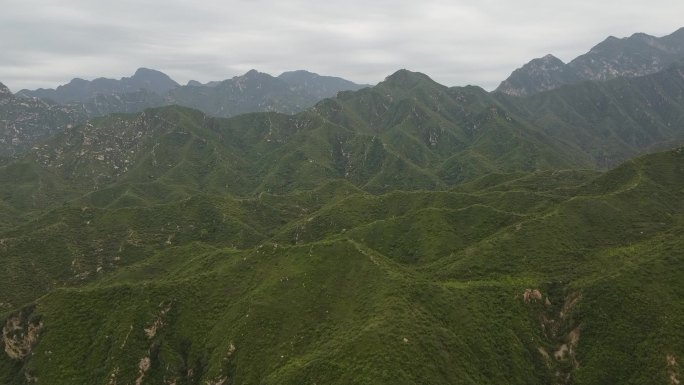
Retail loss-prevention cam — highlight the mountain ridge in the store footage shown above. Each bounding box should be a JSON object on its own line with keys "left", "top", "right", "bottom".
{"left": 15, "top": 68, "right": 368, "bottom": 121}
{"left": 497, "top": 26, "right": 684, "bottom": 95}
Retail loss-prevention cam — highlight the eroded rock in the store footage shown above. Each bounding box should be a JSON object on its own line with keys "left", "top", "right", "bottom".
{"left": 2, "top": 306, "right": 43, "bottom": 360}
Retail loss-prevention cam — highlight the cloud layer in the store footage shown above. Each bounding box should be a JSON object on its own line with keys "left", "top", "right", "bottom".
{"left": 2, "top": 0, "right": 683, "bottom": 91}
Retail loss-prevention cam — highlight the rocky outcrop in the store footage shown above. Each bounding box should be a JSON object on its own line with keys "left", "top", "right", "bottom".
{"left": 496, "top": 55, "right": 580, "bottom": 96}
{"left": 2, "top": 305, "right": 43, "bottom": 360}
{"left": 0, "top": 80, "right": 85, "bottom": 156}
{"left": 523, "top": 289, "right": 582, "bottom": 384}
{"left": 497, "top": 27, "right": 684, "bottom": 95}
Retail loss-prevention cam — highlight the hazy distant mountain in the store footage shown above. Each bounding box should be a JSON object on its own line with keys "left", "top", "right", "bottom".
{"left": 17, "top": 69, "right": 368, "bottom": 120}
{"left": 168, "top": 69, "right": 368, "bottom": 118}
{"left": 186, "top": 80, "right": 221, "bottom": 87}
{"left": 75, "top": 89, "right": 167, "bottom": 117}
{"left": 17, "top": 68, "right": 180, "bottom": 103}
{"left": 168, "top": 69, "right": 311, "bottom": 117}
{"left": 277, "top": 70, "right": 369, "bottom": 100}
{"left": 497, "top": 27, "right": 684, "bottom": 95}
{"left": 2, "top": 69, "right": 366, "bottom": 156}
{"left": 0, "top": 81, "right": 84, "bottom": 156}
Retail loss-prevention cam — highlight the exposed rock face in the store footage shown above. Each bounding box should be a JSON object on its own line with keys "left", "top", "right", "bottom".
{"left": 496, "top": 55, "right": 580, "bottom": 96}
{"left": 523, "top": 288, "right": 544, "bottom": 303}
{"left": 497, "top": 27, "right": 684, "bottom": 95}
{"left": 0, "top": 80, "right": 85, "bottom": 156}
{"left": 668, "top": 354, "right": 681, "bottom": 385}
{"left": 2, "top": 306, "right": 43, "bottom": 360}
{"left": 523, "top": 290, "right": 582, "bottom": 384}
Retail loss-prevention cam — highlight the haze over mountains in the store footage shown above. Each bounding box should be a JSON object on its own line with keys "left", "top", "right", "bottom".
{"left": 497, "top": 27, "right": 684, "bottom": 95}
{"left": 1, "top": 69, "right": 368, "bottom": 156}
{"left": 17, "top": 68, "right": 369, "bottom": 119}
{"left": 1, "top": 27, "right": 684, "bottom": 385}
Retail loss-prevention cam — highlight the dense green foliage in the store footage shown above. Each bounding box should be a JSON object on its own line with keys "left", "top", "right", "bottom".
{"left": 1, "top": 68, "right": 684, "bottom": 384}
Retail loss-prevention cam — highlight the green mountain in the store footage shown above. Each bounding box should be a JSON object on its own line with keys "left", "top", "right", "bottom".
{"left": 1, "top": 67, "right": 684, "bottom": 384}
{"left": 497, "top": 27, "right": 684, "bottom": 95}
{"left": 496, "top": 65, "right": 684, "bottom": 166}
{"left": 1, "top": 136, "right": 682, "bottom": 384}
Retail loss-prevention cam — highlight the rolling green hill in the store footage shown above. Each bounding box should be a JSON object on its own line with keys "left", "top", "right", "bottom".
{"left": 1, "top": 143, "right": 682, "bottom": 384}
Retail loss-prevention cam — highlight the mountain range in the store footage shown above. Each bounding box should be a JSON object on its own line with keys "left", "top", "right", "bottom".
{"left": 17, "top": 68, "right": 369, "bottom": 119}
{"left": 0, "top": 81, "right": 84, "bottom": 156}
{"left": 497, "top": 27, "right": 684, "bottom": 95}
{"left": 1, "top": 27, "right": 684, "bottom": 385}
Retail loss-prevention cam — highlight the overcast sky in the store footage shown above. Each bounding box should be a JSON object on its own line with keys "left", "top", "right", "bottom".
{"left": 1, "top": 0, "right": 683, "bottom": 92}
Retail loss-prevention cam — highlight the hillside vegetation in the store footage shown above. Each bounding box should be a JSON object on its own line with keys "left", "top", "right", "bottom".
{"left": 1, "top": 69, "right": 684, "bottom": 384}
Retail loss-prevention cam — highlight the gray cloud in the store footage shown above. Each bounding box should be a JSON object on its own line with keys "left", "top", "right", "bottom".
{"left": 1, "top": 0, "right": 683, "bottom": 91}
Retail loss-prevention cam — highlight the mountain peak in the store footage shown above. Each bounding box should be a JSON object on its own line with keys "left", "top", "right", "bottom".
{"left": 235, "top": 69, "right": 275, "bottom": 82}
{"left": 243, "top": 69, "right": 263, "bottom": 77}
{"left": 132, "top": 67, "right": 166, "bottom": 78}
{"left": 0, "top": 81, "right": 11, "bottom": 97}
{"left": 539, "top": 54, "right": 564, "bottom": 64}
{"left": 130, "top": 68, "right": 177, "bottom": 84}
{"left": 127, "top": 68, "right": 178, "bottom": 94}
{"left": 382, "top": 69, "right": 436, "bottom": 87}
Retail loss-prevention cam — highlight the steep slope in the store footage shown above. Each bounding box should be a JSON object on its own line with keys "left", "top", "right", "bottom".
{"left": 310, "top": 69, "right": 589, "bottom": 186}
{"left": 497, "top": 65, "right": 684, "bottom": 166}
{"left": 570, "top": 29, "right": 684, "bottom": 81}
{"left": 497, "top": 27, "right": 684, "bottom": 95}
{"left": 431, "top": 148, "right": 684, "bottom": 384}
{"left": 496, "top": 54, "right": 581, "bottom": 96}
